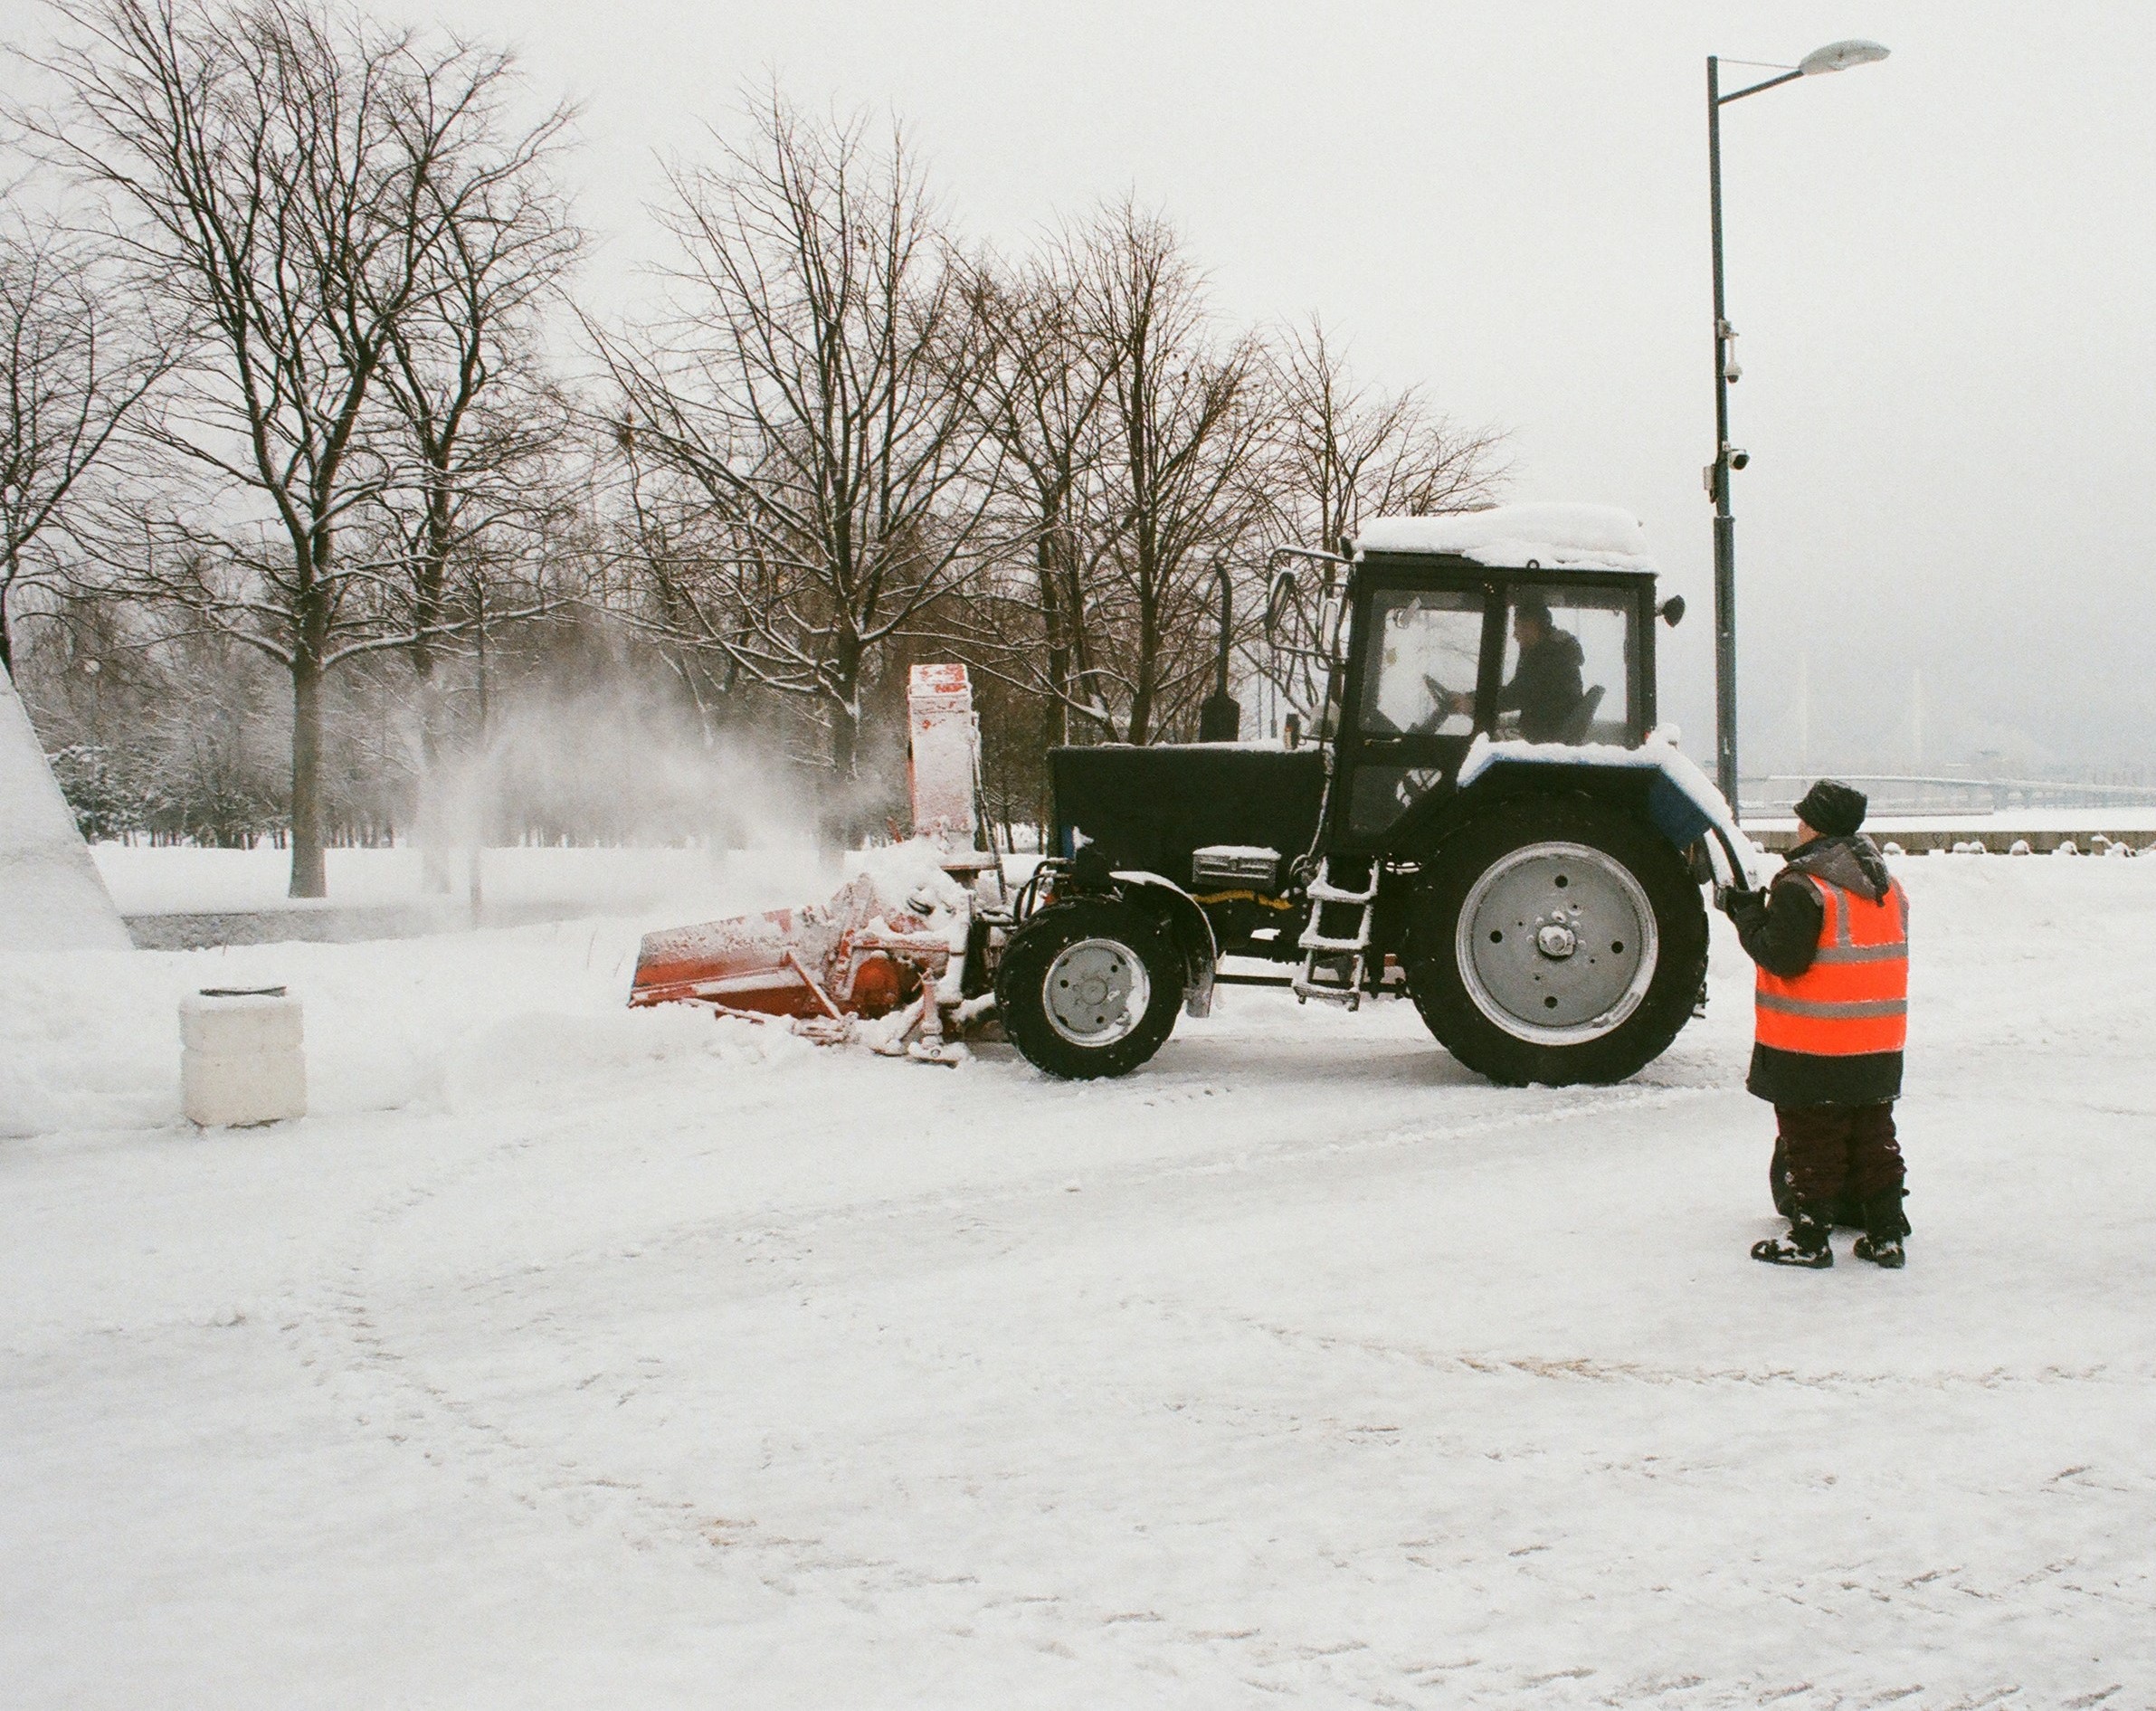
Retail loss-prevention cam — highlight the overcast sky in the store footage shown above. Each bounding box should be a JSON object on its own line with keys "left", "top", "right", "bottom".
{"left": 13, "top": 0, "right": 2152, "bottom": 777}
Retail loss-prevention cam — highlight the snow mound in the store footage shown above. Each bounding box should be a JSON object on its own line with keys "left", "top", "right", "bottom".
{"left": 844, "top": 837, "right": 974, "bottom": 951}
{"left": 0, "top": 672, "right": 129, "bottom": 951}
{"left": 439, "top": 1003, "right": 813, "bottom": 1112}
{"left": 1355, "top": 503, "right": 1653, "bottom": 571}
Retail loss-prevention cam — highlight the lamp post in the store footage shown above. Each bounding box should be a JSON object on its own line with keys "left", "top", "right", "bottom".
{"left": 1705, "top": 38, "right": 1888, "bottom": 820}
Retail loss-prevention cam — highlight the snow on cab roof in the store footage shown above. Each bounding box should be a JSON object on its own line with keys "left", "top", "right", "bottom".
{"left": 1354, "top": 502, "right": 1654, "bottom": 573}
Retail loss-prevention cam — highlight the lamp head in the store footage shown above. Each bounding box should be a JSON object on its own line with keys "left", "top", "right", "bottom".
{"left": 1800, "top": 39, "right": 1890, "bottom": 75}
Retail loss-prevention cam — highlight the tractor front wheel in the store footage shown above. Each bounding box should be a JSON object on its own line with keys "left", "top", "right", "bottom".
{"left": 1406, "top": 795, "right": 1708, "bottom": 1086}
{"left": 995, "top": 897, "right": 1184, "bottom": 1079}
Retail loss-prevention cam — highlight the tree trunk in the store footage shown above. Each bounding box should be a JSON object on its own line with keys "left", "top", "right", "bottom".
{"left": 288, "top": 651, "right": 328, "bottom": 898}
{"left": 1039, "top": 528, "right": 1069, "bottom": 751}
{"left": 412, "top": 648, "right": 453, "bottom": 893}
{"left": 814, "top": 631, "right": 863, "bottom": 854}
{"left": 829, "top": 627, "right": 862, "bottom": 779}
{"left": 1038, "top": 527, "right": 1069, "bottom": 828}
{"left": 1127, "top": 641, "right": 1154, "bottom": 744}
{"left": 1128, "top": 532, "right": 1160, "bottom": 745}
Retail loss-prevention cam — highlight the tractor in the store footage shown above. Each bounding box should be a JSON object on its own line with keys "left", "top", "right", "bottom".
{"left": 990, "top": 503, "right": 1756, "bottom": 1085}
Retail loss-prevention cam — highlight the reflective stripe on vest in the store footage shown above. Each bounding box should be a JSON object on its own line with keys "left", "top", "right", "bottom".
{"left": 1754, "top": 874, "right": 1909, "bottom": 1057}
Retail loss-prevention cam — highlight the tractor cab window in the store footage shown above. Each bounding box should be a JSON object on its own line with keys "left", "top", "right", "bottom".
{"left": 1498, "top": 586, "right": 1633, "bottom": 746}
{"left": 1360, "top": 588, "right": 1484, "bottom": 738}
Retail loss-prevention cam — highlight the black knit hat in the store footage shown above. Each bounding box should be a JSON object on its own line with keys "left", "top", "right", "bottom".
{"left": 1795, "top": 778, "right": 1866, "bottom": 837}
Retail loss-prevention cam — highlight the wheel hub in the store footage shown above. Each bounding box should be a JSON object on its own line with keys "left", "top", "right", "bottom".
{"left": 1041, "top": 937, "right": 1150, "bottom": 1047}
{"left": 1455, "top": 841, "right": 1660, "bottom": 1045}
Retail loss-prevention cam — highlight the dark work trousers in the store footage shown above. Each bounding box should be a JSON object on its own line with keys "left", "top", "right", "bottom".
{"left": 1776, "top": 1101, "right": 1906, "bottom": 1225}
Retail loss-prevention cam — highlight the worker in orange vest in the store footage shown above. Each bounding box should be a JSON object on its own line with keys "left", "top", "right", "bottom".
{"left": 1720, "top": 779, "right": 1910, "bottom": 1269}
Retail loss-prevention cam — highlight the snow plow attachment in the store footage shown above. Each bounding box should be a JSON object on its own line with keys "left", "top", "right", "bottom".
{"left": 627, "top": 872, "right": 955, "bottom": 1022}
{"left": 628, "top": 665, "right": 995, "bottom": 1061}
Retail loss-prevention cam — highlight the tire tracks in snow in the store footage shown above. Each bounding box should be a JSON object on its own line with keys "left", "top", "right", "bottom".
{"left": 276, "top": 1106, "right": 792, "bottom": 1571}
{"left": 263, "top": 1067, "right": 1743, "bottom": 1691}
{"left": 1238, "top": 1317, "right": 2143, "bottom": 1396}
{"left": 370, "top": 1073, "right": 1714, "bottom": 1307}
{"left": 266, "top": 1068, "right": 2153, "bottom": 1707}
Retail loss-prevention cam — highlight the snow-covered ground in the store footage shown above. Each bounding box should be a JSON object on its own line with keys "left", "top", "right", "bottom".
{"left": 90, "top": 841, "right": 822, "bottom": 918}
{"left": 5, "top": 855, "right": 2153, "bottom": 1706}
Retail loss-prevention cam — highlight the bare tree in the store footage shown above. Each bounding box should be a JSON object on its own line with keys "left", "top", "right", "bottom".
{"left": 0, "top": 214, "right": 166, "bottom": 676}
{"left": 1264, "top": 317, "right": 1505, "bottom": 552}
{"left": 942, "top": 208, "right": 1272, "bottom": 748}
{"left": 28, "top": 0, "right": 555, "bottom": 895}
{"left": 1249, "top": 319, "right": 1505, "bottom": 723}
{"left": 961, "top": 249, "right": 1115, "bottom": 754}
{"left": 595, "top": 94, "right": 1001, "bottom": 784}
{"left": 369, "top": 82, "right": 579, "bottom": 882}
{"left": 1070, "top": 202, "right": 1266, "bottom": 744}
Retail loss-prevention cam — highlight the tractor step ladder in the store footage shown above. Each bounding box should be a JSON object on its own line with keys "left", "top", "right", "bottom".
{"left": 1295, "top": 857, "right": 1379, "bottom": 1011}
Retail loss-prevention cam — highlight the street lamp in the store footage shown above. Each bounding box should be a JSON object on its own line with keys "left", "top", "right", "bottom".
{"left": 1705, "top": 39, "right": 1888, "bottom": 821}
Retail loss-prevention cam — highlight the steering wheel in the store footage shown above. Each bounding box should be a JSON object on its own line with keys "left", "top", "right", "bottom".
{"left": 1410, "top": 673, "right": 1458, "bottom": 735}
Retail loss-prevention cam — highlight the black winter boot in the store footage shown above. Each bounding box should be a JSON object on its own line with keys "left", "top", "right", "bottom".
{"left": 1752, "top": 1212, "right": 1834, "bottom": 1269}
{"left": 1853, "top": 1193, "right": 1909, "bottom": 1269}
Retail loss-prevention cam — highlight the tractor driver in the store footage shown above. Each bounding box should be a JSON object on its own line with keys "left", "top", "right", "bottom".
{"left": 1439, "top": 597, "right": 1587, "bottom": 742}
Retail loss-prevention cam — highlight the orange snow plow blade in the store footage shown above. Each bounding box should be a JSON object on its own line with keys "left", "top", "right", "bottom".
{"left": 630, "top": 664, "right": 987, "bottom": 1050}
{"left": 628, "top": 873, "right": 954, "bottom": 1022}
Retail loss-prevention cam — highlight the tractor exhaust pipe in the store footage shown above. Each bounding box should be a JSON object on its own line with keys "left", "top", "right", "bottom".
{"left": 1198, "top": 556, "right": 1240, "bottom": 742}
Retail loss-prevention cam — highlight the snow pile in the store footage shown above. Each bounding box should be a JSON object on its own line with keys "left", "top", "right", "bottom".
{"left": 845, "top": 836, "right": 975, "bottom": 954}
{"left": 1355, "top": 502, "right": 1653, "bottom": 571}
{"left": 0, "top": 672, "right": 128, "bottom": 950}
{"left": 438, "top": 1000, "right": 814, "bottom": 1113}
{"left": 0, "top": 903, "right": 817, "bottom": 1139}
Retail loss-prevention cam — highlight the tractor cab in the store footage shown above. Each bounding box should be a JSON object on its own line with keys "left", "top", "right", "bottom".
{"left": 1287, "top": 522, "right": 1672, "bottom": 854}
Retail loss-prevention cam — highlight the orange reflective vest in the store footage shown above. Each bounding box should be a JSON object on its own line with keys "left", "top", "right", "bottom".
{"left": 1754, "top": 875, "right": 1908, "bottom": 1058}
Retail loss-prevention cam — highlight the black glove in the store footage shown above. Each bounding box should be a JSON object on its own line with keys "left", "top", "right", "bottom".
{"left": 1716, "top": 883, "right": 1765, "bottom": 921}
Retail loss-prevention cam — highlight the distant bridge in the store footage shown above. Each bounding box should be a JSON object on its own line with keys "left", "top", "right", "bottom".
{"left": 1742, "top": 774, "right": 2156, "bottom": 818}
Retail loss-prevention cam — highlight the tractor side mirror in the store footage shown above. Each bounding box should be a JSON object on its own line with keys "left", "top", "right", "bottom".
{"left": 1264, "top": 567, "right": 1296, "bottom": 645}
{"left": 1262, "top": 547, "right": 1353, "bottom": 666}
{"left": 1660, "top": 594, "right": 1686, "bottom": 628}
{"left": 1319, "top": 591, "right": 1347, "bottom": 662}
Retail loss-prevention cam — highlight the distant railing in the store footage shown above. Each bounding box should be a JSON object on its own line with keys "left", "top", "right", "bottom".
{"left": 1742, "top": 774, "right": 2156, "bottom": 817}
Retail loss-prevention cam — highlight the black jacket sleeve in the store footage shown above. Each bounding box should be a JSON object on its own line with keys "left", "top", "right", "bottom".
{"left": 1729, "top": 871, "right": 1824, "bottom": 978}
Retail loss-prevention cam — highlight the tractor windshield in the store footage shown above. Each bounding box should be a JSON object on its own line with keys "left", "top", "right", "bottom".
{"left": 1498, "top": 585, "right": 1635, "bottom": 746}
{"left": 1362, "top": 588, "right": 1484, "bottom": 737}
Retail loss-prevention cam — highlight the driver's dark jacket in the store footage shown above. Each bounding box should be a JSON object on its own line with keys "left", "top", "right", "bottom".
{"left": 1497, "top": 630, "right": 1585, "bottom": 742}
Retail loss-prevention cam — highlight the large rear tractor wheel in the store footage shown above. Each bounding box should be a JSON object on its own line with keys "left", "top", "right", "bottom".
{"left": 995, "top": 897, "right": 1184, "bottom": 1079}
{"left": 1405, "top": 795, "right": 1708, "bottom": 1086}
